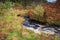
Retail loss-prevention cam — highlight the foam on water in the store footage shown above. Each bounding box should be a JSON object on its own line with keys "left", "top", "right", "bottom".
{"left": 23, "top": 17, "right": 60, "bottom": 36}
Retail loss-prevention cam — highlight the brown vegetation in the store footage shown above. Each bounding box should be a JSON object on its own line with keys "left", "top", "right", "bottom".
{"left": 43, "top": 0, "right": 60, "bottom": 25}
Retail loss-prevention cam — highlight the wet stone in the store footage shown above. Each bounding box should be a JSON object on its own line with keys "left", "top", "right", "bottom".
{"left": 23, "top": 17, "right": 60, "bottom": 36}
{"left": 23, "top": 17, "right": 40, "bottom": 29}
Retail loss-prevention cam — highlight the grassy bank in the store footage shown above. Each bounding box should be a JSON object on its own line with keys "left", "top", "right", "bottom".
{"left": 0, "top": 2, "right": 60, "bottom": 40}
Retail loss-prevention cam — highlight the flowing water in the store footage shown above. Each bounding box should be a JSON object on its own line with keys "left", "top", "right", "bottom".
{"left": 23, "top": 17, "right": 60, "bottom": 36}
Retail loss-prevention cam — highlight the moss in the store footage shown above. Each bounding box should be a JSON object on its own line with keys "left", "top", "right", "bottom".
{"left": 55, "top": 36, "right": 60, "bottom": 40}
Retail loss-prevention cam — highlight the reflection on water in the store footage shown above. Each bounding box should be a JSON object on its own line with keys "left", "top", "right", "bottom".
{"left": 47, "top": 0, "right": 57, "bottom": 3}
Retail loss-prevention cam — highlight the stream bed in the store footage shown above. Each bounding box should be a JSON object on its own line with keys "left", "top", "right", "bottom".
{"left": 23, "top": 17, "right": 60, "bottom": 36}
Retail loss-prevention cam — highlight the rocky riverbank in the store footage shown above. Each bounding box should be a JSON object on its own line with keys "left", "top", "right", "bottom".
{"left": 23, "top": 17, "right": 60, "bottom": 36}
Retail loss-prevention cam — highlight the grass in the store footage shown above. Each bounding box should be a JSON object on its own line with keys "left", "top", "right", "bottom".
{"left": 0, "top": 4, "right": 40, "bottom": 40}
{"left": 0, "top": 2, "right": 60, "bottom": 40}
{"left": 55, "top": 36, "right": 60, "bottom": 40}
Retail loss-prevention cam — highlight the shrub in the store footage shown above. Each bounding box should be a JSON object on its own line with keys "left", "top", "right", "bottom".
{"left": 0, "top": 2, "right": 14, "bottom": 9}
{"left": 28, "top": 5, "right": 45, "bottom": 22}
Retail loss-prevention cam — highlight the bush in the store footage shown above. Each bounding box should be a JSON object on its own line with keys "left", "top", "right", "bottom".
{"left": 0, "top": 2, "right": 14, "bottom": 9}
{"left": 28, "top": 5, "right": 45, "bottom": 22}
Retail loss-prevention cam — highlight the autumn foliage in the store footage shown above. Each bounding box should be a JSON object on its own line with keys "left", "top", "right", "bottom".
{"left": 44, "top": 0, "right": 60, "bottom": 26}
{"left": 28, "top": 0, "right": 60, "bottom": 26}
